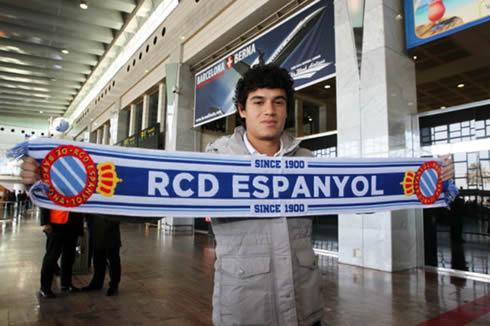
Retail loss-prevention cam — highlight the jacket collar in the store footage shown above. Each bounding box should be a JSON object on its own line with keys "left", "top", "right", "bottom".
{"left": 232, "top": 126, "right": 302, "bottom": 156}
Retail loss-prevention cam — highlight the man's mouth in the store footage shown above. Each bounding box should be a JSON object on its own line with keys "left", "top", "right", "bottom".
{"left": 262, "top": 120, "right": 277, "bottom": 126}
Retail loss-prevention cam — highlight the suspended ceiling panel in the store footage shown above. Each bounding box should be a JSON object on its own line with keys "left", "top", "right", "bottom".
{"left": 0, "top": 0, "right": 137, "bottom": 127}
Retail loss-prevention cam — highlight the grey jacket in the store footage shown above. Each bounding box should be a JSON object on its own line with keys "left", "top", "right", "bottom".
{"left": 206, "top": 126, "right": 324, "bottom": 326}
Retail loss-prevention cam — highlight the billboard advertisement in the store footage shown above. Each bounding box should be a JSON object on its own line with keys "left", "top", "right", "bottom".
{"left": 405, "top": 0, "right": 490, "bottom": 49}
{"left": 194, "top": 0, "right": 335, "bottom": 127}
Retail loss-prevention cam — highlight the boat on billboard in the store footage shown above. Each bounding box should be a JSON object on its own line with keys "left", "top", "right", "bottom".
{"left": 194, "top": 0, "right": 335, "bottom": 127}
{"left": 405, "top": 0, "right": 490, "bottom": 49}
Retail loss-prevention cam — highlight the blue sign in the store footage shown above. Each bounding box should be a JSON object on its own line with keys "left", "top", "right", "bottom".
{"left": 405, "top": 0, "right": 490, "bottom": 49}
{"left": 194, "top": 0, "right": 335, "bottom": 127}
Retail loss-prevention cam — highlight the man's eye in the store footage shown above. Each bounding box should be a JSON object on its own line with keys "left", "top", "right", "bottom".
{"left": 253, "top": 101, "right": 264, "bottom": 105}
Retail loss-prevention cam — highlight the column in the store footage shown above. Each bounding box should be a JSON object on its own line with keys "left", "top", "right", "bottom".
{"left": 335, "top": 0, "right": 423, "bottom": 271}
{"left": 88, "top": 124, "right": 96, "bottom": 143}
{"left": 96, "top": 128, "right": 102, "bottom": 145}
{"left": 295, "top": 98, "right": 304, "bottom": 137}
{"left": 142, "top": 94, "right": 150, "bottom": 130}
{"left": 157, "top": 82, "right": 166, "bottom": 134}
{"left": 162, "top": 63, "right": 200, "bottom": 233}
{"left": 129, "top": 103, "right": 137, "bottom": 136}
{"left": 102, "top": 123, "right": 110, "bottom": 145}
{"left": 111, "top": 98, "right": 122, "bottom": 145}
{"left": 83, "top": 130, "right": 90, "bottom": 142}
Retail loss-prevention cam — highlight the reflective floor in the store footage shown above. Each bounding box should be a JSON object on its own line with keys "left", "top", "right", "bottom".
{"left": 1, "top": 207, "right": 490, "bottom": 326}
{"left": 424, "top": 206, "right": 490, "bottom": 275}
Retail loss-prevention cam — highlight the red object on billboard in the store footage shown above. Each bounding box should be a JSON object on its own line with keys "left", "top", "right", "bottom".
{"left": 428, "top": 0, "right": 445, "bottom": 23}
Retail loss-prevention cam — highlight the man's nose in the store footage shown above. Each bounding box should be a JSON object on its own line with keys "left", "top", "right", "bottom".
{"left": 264, "top": 101, "right": 276, "bottom": 115}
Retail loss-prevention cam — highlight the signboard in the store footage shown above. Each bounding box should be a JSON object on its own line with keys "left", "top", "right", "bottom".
{"left": 194, "top": 0, "right": 335, "bottom": 127}
{"left": 405, "top": 0, "right": 490, "bottom": 49}
{"left": 123, "top": 135, "right": 138, "bottom": 148}
{"left": 139, "top": 124, "right": 161, "bottom": 149}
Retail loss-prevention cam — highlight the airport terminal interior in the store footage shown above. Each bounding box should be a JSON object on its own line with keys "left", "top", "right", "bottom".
{"left": 1, "top": 0, "right": 490, "bottom": 325}
{"left": 1, "top": 207, "right": 490, "bottom": 325}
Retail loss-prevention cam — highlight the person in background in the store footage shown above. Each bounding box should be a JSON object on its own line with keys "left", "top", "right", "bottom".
{"left": 39, "top": 209, "right": 83, "bottom": 298}
{"left": 4, "top": 190, "right": 15, "bottom": 217}
{"left": 82, "top": 214, "right": 122, "bottom": 296}
{"left": 15, "top": 190, "right": 21, "bottom": 212}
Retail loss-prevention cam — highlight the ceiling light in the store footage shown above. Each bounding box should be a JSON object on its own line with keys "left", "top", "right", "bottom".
{"left": 40, "top": 111, "right": 44, "bottom": 114}
{"left": 180, "top": 36, "right": 186, "bottom": 40}
{"left": 61, "top": 48, "right": 69, "bottom": 54}
{"left": 412, "top": 55, "right": 417, "bottom": 60}
{"left": 395, "top": 14, "right": 403, "bottom": 20}
{"left": 80, "top": 1, "right": 88, "bottom": 10}
{"left": 457, "top": 83, "right": 465, "bottom": 88}
{"left": 324, "top": 84, "right": 331, "bottom": 89}
{"left": 440, "top": 106, "right": 446, "bottom": 109}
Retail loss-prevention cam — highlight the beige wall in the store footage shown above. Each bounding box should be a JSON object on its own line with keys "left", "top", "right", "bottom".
{"left": 70, "top": 0, "right": 296, "bottom": 139}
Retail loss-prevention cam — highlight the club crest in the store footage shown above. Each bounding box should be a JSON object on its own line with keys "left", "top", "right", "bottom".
{"left": 41, "top": 145, "right": 121, "bottom": 207}
{"left": 401, "top": 161, "right": 442, "bottom": 205}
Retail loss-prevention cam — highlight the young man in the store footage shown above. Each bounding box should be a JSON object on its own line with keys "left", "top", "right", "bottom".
{"left": 206, "top": 64, "right": 324, "bottom": 326}
{"left": 206, "top": 64, "right": 454, "bottom": 326}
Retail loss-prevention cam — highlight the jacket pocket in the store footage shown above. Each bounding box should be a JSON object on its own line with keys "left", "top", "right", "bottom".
{"left": 219, "top": 256, "right": 272, "bottom": 325}
{"left": 295, "top": 249, "right": 324, "bottom": 320}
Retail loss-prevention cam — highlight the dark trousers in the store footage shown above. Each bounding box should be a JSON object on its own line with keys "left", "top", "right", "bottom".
{"left": 90, "top": 247, "right": 121, "bottom": 289}
{"left": 41, "top": 231, "right": 78, "bottom": 290}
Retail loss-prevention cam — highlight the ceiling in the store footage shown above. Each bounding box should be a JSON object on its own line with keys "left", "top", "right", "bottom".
{"left": 0, "top": 0, "right": 139, "bottom": 128}
{"left": 411, "top": 21, "right": 490, "bottom": 112}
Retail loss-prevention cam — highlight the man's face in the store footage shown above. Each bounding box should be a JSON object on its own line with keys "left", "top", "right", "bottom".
{"left": 239, "top": 88, "right": 288, "bottom": 143}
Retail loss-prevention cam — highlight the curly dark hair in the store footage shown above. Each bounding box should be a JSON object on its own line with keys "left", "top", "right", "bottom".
{"left": 234, "top": 64, "right": 294, "bottom": 129}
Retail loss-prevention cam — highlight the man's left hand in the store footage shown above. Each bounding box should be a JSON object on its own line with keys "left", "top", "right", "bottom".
{"left": 440, "top": 154, "right": 454, "bottom": 182}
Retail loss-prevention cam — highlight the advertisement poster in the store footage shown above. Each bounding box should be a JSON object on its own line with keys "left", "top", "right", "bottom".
{"left": 405, "top": 0, "right": 490, "bottom": 48}
{"left": 194, "top": 0, "right": 335, "bottom": 127}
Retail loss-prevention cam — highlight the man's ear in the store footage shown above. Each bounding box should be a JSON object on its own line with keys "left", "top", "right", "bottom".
{"left": 238, "top": 104, "right": 246, "bottom": 118}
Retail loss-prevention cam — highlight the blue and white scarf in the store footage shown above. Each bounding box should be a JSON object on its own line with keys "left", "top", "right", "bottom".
{"left": 8, "top": 138, "right": 457, "bottom": 218}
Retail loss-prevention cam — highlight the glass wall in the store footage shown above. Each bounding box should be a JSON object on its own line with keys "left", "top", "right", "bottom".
{"left": 421, "top": 104, "right": 490, "bottom": 275}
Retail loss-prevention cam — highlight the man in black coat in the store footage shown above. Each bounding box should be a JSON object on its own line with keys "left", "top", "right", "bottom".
{"left": 39, "top": 209, "right": 83, "bottom": 298}
{"left": 83, "top": 214, "right": 121, "bottom": 296}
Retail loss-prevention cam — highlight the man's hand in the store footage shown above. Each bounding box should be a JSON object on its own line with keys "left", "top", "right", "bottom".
{"left": 20, "top": 156, "right": 41, "bottom": 185}
{"left": 440, "top": 154, "right": 454, "bottom": 182}
{"left": 42, "top": 224, "right": 52, "bottom": 233}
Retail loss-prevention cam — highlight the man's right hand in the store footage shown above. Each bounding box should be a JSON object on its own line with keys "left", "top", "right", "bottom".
{"left": 20, "top": 156, "right": 41, "bottom": 185}
{"left": 42, "top": 224, "right": 52, "bottom": 233}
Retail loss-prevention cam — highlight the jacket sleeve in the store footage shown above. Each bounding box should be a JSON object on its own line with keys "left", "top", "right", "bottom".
{"left": 40, "top": 208, "right": 50, "bottom": 226}
{"left": 294, "top": 147, "right": 314, "bottom": 157}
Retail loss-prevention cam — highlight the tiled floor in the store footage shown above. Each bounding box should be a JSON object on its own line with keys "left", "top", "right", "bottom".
{"left": 1, "top": 208, "right": 490, "bottom": 326}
